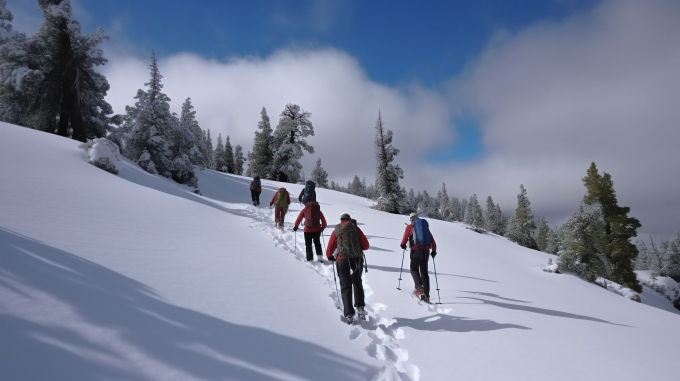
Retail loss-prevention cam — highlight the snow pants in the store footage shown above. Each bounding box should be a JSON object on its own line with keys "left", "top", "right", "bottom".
{"left": 274, "top": 206, "right": 288, "bottom": 225}
{"left": 336, "top": 257, "right": 365, "bottom": 317}
{"left": 410, "top": 249, "right": 430, "bottom": 297}
{"left": 304, "top": 231, "right": 323, "bottom": 261}
{"left": 251, "top": 190, "right": 261, "bottom": 205}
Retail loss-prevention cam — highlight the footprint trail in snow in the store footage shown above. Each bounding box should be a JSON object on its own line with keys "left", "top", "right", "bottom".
{"left": 246, "top": 205, "right": 420, "bottom": 381}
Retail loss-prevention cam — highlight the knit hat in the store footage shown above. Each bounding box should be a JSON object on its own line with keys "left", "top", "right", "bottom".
{"left": 340, "top": 213, "right": 351, "bottom": 220}
{"left": 409, "top": 213, "right": 419, "bottom": 221}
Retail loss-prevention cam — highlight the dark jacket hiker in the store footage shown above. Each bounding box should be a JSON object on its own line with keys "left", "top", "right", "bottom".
{"left": 326, "top": 213, "right": 370, "bottom": 319}
{"left": 250, "top": 176, "right": 262, "bottom": 206}
{"left": 298, "top": 180, "right": 316, "bottom": 204}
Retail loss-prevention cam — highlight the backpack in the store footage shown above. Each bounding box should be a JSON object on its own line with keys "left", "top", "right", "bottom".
{"left": 275, "top": 188, "right": 288, "bottom": 207}
{"left": 335, "top": 221, "right": 362, "bottom": 258}
{"left": 304, "top": 202, "right": 321, "bottom": 228}
{"left": 412, "top": 219, "right": 431, "bottom": 246}
{"left": 304, "top": 180, "right": 316, "bottom": 203}
{"left": 253, "top": 176, "right": 261, "bottom": 191}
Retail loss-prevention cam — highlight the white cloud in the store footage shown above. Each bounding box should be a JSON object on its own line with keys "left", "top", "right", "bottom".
{"left": 101, "top": 47, "right": 453, "bottom": 191}
{"left": 445, "top": 0, "right": 680, "bottom": 237}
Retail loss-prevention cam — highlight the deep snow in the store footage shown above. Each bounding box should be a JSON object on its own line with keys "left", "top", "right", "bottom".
{"left": 1, "top": 122, "right": 678, "bottom": 381}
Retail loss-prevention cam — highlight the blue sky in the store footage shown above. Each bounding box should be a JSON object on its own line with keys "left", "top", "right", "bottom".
{"left": 76, "top": 0, "right": 600, "bottom": 87}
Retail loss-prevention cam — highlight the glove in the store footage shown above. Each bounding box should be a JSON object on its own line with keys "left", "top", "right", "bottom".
{"left": 431, "top": 250, "right": 437, "bottom": 258}
{"left": 328, "top": 255, "right": 336, "bottom": 262}
{"left": 293, "top": 226, "right": 298, "bottom": 232}
{"left": 269, "top": 203, "right": 273, "bottom": 208}
{"left": 400, "top": 244, "right": 407, "bottom": 250}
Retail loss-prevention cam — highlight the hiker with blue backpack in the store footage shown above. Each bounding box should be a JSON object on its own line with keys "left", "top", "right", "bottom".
{"left": 250, "top": 175, "right": 262, "bottom": 206}
{"left": 400, "top": 213, "right": 437, "bottom": 302}
{"left": 298, "top": 180, "right": 316, "bottom": 205}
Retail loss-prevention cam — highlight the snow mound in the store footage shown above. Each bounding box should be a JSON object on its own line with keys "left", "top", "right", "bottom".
{"left": 79, "top": 138, "right": 121, "bottom": 175}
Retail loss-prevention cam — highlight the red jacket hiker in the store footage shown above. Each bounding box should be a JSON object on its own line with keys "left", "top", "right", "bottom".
{"left": 326, "top": 220, "right": 370, "bottom": 261}
{"left": 294, "top": 203, "right": 327, "bottom": 233}
{"left": 400, "top": 223, "right": 437, "bottom": 251}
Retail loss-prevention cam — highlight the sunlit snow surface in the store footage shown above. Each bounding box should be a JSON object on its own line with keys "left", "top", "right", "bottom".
{"left": 1, "top": 122, "right": 678, "bottom": 381}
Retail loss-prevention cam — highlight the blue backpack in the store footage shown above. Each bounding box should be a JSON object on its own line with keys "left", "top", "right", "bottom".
{"left": 412, "top": 219, "right": 431, "bottom": 246}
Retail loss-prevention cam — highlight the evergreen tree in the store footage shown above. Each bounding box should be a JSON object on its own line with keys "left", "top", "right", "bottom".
{"left": 558, "top": 202, "right": 610, "bottom": 281}
{"left": 0, "top": 0, "right": 112, "bottom": 140}
{"left": 244, "top": 151, "right": 253, "bottom": 176}
{"left": 545, "top": 226, "right": 561, "bottom": 254}
{"left": 535, "top": 216, "right": 550, "bottom": 252}
{"left": 449, "top": 197, "right": 462, "bottom": 222}
{"left": 373, "top": 111, "right": 403, "bottom": 214}
{"left": 233, "top": 144, "right": 246, "bottom": 175}
{"left": 497, "top": 204, "right": 507, "bottom": 236}
{"left": 581, "top": 162, "right": 642, "bottom": 292}
{"left": 464, "top": 194, "right": 485, "bottom": 232}
{"left": 214, "top": 134, "right": 226, "bottom": 172}
{"left": 205, "top": 130, "right": 214, "bottom": 169}
{"left": 484, "top": 195, "right": 502, "bottom": 234}
{"left": 120, "top": 51, "right": 176, "bottom": 177}
{"left": 662, "top": 231, "right": 680, "bottom": 282}
{"left": 460, "top": 198, "right": 468, "bottom": 222}
{"left": 177, "top": 97, "right": 207, "bottom": 169}
{"left": 224, "top": 135, "right": 235, "bottom": 174}
{"left": 270, "top": 103, "right": 314, "bottom": 182}
{"left": 247, "top": 107, "right": 274, "bottom": 178}
{"left": 350, "top": 175, "right": 365, "bottom": 196}
{"left": 438, "top": 183, "right": 450, "bottom": 220}
{"left": 310, "top": 158, "right": 329, "bottom": 188}
{"left": 506, "top": 185, "right": 538, "bottom": 249}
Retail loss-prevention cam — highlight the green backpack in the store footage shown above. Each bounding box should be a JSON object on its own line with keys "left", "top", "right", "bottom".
{"left": 335, "top": 221, "right": 362, "bottom": 258}
{"left": 275, "top": 188, "right": 289, "bottom": 207}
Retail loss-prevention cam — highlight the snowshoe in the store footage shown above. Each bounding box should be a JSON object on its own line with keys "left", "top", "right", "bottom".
{"left": 343, "top": 314, "right": 354, "bottom": 325}
{"left": 357, "top": 307, "right": 367, "bottom": 321}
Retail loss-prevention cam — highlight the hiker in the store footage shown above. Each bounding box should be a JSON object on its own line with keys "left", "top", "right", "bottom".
{"left": 293, "top": 201, "right": 327, "bottom": 262}
{"left": 298, "top": 180, "right": 317, "bottom": 205}
{"left": 400, "top": 213, "right": 437, "bottom": 302}
{"left": 269, "top": 187, "right": 291, "bottom": 227}
{"left": 327, "top": 213, "right": 370, "bottom": 321}
{"left": 250, "top": 175, "right": 262, "bottom": 206}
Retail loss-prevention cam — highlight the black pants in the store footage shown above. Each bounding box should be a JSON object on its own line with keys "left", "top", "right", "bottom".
{"left": 336, "top": 257, "right": 365, "bottom": 317}
{"left": 410, "top": 249, "right": 430, "bottom": 297}
{"left": 251, "top": 190, "right": 260, "bottom": 205}
{"left": 304, "top": 231, "right": 323, "bottom": 261}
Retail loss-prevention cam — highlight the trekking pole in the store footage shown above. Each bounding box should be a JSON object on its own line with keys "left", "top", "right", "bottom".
{"left": 432, "top": 256, "right": 442, "bottom": 304}
{"left": 362, "top": 253, "right": 368, "bottom": 273}
{"left": 294, "top": 230, "right": 297, "bottom": 256}
{"left": 397, "top": 248, "right": 406, "bottom": 290}
{"left": 321, "top": 232, "right": 326, "bottom": 252}
{"left": 332, "top": 260, "right": 341, "bottom": 310}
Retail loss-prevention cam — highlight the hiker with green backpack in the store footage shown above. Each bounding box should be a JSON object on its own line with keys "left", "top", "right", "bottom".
{"left": 269, "top": 187, "right": 291, "bottom": 227}
{"left": 326, "top": 213, "right": 370, "bottom": 322}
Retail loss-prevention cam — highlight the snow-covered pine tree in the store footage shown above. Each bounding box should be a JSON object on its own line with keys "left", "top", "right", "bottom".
{"left": 497, "top": 204, "right": 507, "bottom": 236}
{"left": 310, "top": 158, "right": 329, "bottom": 188}
{"left": 460, "top": 198, "right": 468, "bottom": 222}
{"left": 0, "top": 0, "right": 112, "bottom": 140}
{"left": 177, "top": 98, "right": 207, "bottom": 169}
{"left": 484, "top": 195, "right": 502, "bottom": 234}
{"left": 373, "top": 111, "right": 403, "bottom": 214}
{"left": 545, "top": 226, "right": 560, "bottom": 254}
{"left": 270, "top": 104, "right": 314, "bottom": 183}
{"left": 438, "top": 183, "right": 450, "bottom": 220}
{"left": 234, "top": 144, "right": 246, "bottom": 175}
{"left": 558, "top": 202, "right": 609, "bottom": 282}
{"left": 0, "top": 0, "right": 12, "bottom": 40}
{"left": 350, "top": 175, "right": 365, "bottom": 196}
{"left": 403, "top": 188, "right": 416, "bottom": 215}
{"left": 214, "top": 134, "right": 226, "bottom": 172}
{"left": 244, "top": 151, "right": 253, "bottom": 177}
{"left": 662, "top": 231, "right": 680, "bottom": 282}
{"left": 464, "top": 194, "right": 485, "bottom": 232}
{"left": 449, "top": 197, "right": 462, "bottom": 222}
{"left": 224, "top": 135, "right": 235, "bottom": 174}
{"left": 120, "top": 51, "right": 176, "bottom": 177}
{"left": 582, "top": 162, "right": 642, "bottom": 292}
{"left": 419, "top": 190, "right": 432, "bottom": 216}
{"left": 248, "top": 107, "right": 274, "bottom": 178}
{"left": 506, "top": 185, "right": 538, "bottom": 249}
{"left": 535, "top": 216, "right": 550, "bottom": 252}
{"left": 205, "top": 129, "right": 214, "bottom": 169}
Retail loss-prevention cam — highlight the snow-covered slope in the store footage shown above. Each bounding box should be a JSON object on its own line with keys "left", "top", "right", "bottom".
{"left": 1, "top": 122, "right": 678, "bottom": 381}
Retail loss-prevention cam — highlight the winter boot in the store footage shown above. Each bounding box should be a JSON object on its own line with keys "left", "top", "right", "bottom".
{"left": 415, "top": 288, "right": 424, "bottom": 299}
{"left": 357, "top": 307, "right": 366, "bottom": 320}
